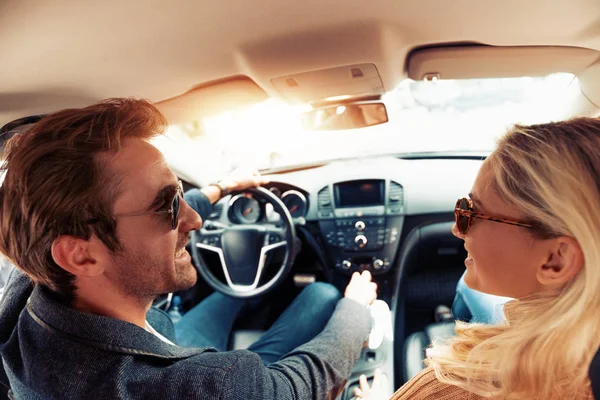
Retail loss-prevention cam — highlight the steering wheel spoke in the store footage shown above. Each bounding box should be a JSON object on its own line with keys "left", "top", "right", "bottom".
{"left": 196, "top": 228, "right": 225, "bottom": 250}
{"left": 264, "top": 225, "right": 287, "bottom": 247}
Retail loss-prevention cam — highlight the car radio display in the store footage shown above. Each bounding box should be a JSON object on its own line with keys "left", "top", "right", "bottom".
{"left": 335, "top": 179, "right": 385, "bottom": 208}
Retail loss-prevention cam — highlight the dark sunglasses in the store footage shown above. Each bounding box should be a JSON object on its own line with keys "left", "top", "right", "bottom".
{"left": 454, "top": 197, "right": 533, "bottom": 235}
{"left": 115, "top": 180, "right": 184, "bottom": 230}
{"left": 88, "top": 181, "right": 184, "bottom": 230}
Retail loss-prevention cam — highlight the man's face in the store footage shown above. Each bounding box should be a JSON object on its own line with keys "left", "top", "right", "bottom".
{"left": 102, "top": 138, "right": 202, "bottom": 299}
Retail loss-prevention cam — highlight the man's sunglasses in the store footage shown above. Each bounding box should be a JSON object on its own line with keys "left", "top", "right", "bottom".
{"left": 116, "top": 180, "right": 184, "bottom": 230}
{"left": 454, "top": 197, "right": 533, "bottom": 235}
{"left": 88, "top": 181, "right": 184, "bottom": 230}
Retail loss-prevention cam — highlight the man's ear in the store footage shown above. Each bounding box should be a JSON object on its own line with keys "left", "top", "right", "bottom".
{"left": 537, "top": 237, "right": 584, "bottom": 288}
{"left": 51, "top": 235, "right": 104, "bottom": 277}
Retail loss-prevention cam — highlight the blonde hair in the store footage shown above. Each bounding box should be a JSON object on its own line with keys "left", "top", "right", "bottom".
{"left": 426, "top": 118, "right": 600, "bottom": 399}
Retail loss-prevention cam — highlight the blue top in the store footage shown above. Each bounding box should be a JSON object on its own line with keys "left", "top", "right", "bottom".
{"left": 452, "top": 272, "right": 512, "bottom": 324}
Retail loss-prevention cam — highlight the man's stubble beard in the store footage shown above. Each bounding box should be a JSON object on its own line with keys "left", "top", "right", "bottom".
{"left": 113, "top": 245, "right": 197, "bottom": 301}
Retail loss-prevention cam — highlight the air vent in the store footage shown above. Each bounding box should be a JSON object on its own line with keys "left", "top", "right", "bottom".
{"left": 389, "top": 181, "right": 404, "bottom": 207}
{"left": 317, "top": 186, "right": 333, "bottom": 219}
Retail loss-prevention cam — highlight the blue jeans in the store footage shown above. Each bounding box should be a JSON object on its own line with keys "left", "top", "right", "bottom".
{"left": 175, "top": 282, "right": 341, "bottom": 364}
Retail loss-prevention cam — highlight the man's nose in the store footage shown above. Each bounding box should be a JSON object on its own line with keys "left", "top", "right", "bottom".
{"left": 179, "top": 199, "right": 202, "bottom": 231}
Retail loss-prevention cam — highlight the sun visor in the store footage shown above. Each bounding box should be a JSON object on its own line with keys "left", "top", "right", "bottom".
{"left": 578, "top": 59, "right": 600, "bottom": 109}
{"left": 271, "top": 64, "right": 384, "bottom": 104}
{"left": 156, "top": 76, "right": 269, "bottom": 124}
{"left": 407, "top": 45, "right": 600, "bottom": 81}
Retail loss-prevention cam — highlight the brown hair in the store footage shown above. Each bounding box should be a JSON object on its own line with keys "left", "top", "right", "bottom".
{"left": 0, "top": 98, "right": 167, "bottom": 302}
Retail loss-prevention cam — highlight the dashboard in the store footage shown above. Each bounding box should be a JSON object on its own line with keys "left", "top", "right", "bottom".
{"left": 211, "top": 155, "right": 484, "bottom": 276}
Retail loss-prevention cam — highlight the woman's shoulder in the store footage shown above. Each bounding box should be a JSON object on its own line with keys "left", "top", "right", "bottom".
{"left": 391, "top": 368, "right": 485, "bottom": 400}
{"left": 390, "top": 368, "right": 593, "bottom": 400}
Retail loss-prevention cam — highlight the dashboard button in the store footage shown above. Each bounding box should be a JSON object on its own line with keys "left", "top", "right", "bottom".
{"left": 373, "top": 259, "right": 384, "bottom": 270}
{"left": 354, "top": 235, "right": 368, "bottom": 248}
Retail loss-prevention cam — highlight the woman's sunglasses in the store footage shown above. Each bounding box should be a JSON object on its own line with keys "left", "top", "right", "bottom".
{"left": 454, "top": 197, "right": 533, "bottom": 235}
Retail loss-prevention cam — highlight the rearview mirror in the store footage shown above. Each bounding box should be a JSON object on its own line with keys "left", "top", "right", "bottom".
{"left": 302, "top": 102, "right": 388, "bottom": 131}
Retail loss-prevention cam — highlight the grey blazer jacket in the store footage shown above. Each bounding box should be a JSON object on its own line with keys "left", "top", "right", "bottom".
{"left": 0, "top": 267, "right": 370, "bottom": 399}
{"left": 0, "top": 189, "right": 371, "bottom": 399}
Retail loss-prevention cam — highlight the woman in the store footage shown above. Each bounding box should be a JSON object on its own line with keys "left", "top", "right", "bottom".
{"left": 358, "top": 118, "right": 600, "bottom": 399}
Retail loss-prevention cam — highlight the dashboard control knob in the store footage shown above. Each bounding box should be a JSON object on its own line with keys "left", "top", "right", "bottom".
{"left": 354, "top": 235, "right": 368, "bottom": 248}
{"left": 342, "top": 260, "right": 352, "bottom": 270}
{"left": 373, "top": 259, "right": 384, "bottom": 270}
{"left": 355, "top": 220, "right": 366, "bottom": 231}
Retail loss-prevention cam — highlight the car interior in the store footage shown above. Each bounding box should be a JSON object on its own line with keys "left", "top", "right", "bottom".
{"left": 2, "top": 0, "right": 600, "bottom": 398}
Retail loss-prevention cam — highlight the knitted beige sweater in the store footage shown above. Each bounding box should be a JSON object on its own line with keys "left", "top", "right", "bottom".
{"left": 390, "top": 368, "right": 593, "bottom": 400}
{"left": 391, "top": 368, "right": 485, "bottom": 400}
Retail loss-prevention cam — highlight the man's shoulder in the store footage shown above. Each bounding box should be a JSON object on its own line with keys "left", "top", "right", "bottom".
{"left": 2, "top": 280, "right": 267, "bottom": 399}
{"left": 7, "top": 317, "right": 263, "bottom": 399}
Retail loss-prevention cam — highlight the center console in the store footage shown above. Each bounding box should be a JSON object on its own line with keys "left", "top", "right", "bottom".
{"left": 315, "top": 179, "right": 402, "bottom": 398}
{"left": 317, "top": 179, "right": 404, "bottom": 275}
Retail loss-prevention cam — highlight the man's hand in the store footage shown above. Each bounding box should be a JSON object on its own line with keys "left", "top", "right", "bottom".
{"left": 220, "top": 166, "right": 269, "bottom": 194}
{"left": 203, "top": 167, "right": 270, "bottom": 204}
{"left": 344, "top": 271, "right": 377, "bottom": 307}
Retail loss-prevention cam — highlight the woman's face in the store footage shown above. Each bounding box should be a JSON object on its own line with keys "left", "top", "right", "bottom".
{"left": 452, "top": 162, "right": 550, "bottom": 298}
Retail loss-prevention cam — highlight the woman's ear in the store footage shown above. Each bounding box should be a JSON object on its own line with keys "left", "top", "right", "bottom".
{"left": 51, "top": 235, "right": 104, "bottom": 277}
{"left": 537, "top": 236, "right": 583, "bottom": 288}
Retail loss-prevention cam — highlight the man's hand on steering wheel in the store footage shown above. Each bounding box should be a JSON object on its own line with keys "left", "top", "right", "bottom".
{"left": 217, "top": 166, "right": 270, "bottom": 196}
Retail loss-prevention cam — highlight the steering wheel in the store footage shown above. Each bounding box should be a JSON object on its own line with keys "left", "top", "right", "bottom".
{"left": 190, "top": 187, "right": 297, "bottom": 299}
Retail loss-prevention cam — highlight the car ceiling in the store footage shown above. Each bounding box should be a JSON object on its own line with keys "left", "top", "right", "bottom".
{"left": 1, "top": 0, "right": 600, "bottom": 127}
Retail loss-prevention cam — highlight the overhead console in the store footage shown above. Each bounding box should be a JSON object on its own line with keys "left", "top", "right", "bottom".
{"left": 317, "top": 179, "right": 404, "bottom": 275}
{"left": 270, "top": 63, "right": 384, "bottom": 104}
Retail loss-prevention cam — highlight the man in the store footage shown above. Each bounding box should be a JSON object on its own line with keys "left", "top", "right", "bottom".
{"left": 0, "top": 98, "right": 376, "bottom": 399}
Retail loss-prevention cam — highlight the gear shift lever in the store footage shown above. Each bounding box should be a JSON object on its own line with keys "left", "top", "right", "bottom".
{"left": 368, "top": 300, "right": 393, "bottom": 350}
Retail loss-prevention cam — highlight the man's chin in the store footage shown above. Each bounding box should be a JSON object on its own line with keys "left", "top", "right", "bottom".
{"left": 173, "top": 262, "right": 198, "bottom": 291}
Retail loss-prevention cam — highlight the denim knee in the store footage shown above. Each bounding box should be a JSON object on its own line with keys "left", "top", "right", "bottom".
{"left": 303, "top": 282, "right": 342, "bottom": 307}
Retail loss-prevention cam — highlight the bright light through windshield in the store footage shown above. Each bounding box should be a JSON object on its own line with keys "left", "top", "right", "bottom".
{"left": 159, "top": 73, "right": 578, "bottom": 184}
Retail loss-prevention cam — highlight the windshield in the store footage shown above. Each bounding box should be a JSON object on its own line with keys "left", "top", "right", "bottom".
{"left": 157, "top": 73, "right": 579, "bottom": 184}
